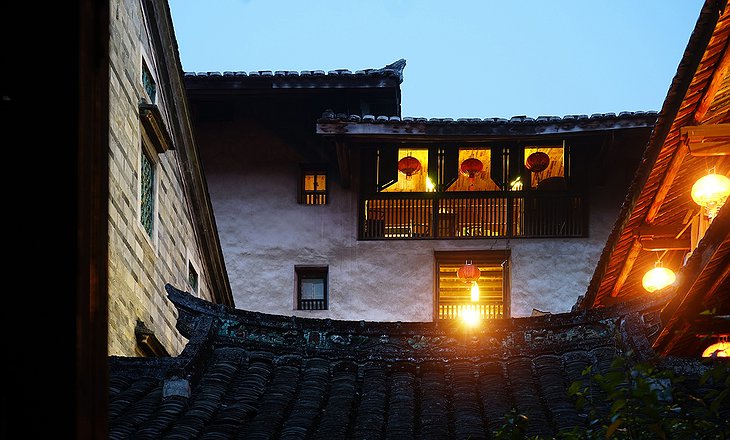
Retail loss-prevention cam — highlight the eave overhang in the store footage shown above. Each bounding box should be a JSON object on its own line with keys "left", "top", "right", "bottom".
{"left": 316, "top": 112, "right": 657, "bottom": 143}
{"left": 581, "top": 0, "right": 729, "bottom": 310}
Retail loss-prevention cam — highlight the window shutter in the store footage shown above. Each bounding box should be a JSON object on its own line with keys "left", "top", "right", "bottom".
{"left": 377, "top": 146, "right": 398, "bottom": 191}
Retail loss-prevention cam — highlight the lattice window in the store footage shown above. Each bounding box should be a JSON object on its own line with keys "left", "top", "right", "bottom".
{"left": 140, "top": 149, "right": 155, "bottom": 237}
{"left": 188, "top": 261, "right": 199, "bottom": 294}
{"left": 435, "top": 251, "right": 510, "bottom": 320}
{"left": 142, "top": 61, "right": 156, "bottom": 103}
{"left": 300, "top": 169, "right": 327, "bottom": 205}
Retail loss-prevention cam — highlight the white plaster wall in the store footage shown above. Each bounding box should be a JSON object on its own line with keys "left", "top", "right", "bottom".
{"left": 200, "top": 121, "right": 630, "bottom": 321}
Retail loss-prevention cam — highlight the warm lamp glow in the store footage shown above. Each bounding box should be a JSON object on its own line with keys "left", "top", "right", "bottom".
{"left": 691, "top": 173, "right": 730, "bottom": 219}
{"left": 426, "top": 177, "right": 435, "bottom": 191}
{"left": 461, "top": 307, "right": 480, "bottom": 327}
{"left": 470, "top": 281, "right": 480, "bottom": 302}
{"left": 642, "top": 262, "right": 676, "bottom": 292}
{"left": 702, "top": 336, "right": 729, "bottom": 358}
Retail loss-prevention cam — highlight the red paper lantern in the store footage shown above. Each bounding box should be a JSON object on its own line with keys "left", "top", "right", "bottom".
{"left": 460, "top": 158, "right": 484, "bottom": 181}
{"left": 526, "top": 151, "right": 550, "bottom": 173}
{"left": 398, "top": 156, "right": 421, "bottom": 180}
{"left": 457, "top": 261, "right": 481, "bottom": 283}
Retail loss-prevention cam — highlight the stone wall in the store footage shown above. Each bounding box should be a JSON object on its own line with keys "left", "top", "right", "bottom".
{"left": 107, "top": 0, "right": 214, "bottom": 356}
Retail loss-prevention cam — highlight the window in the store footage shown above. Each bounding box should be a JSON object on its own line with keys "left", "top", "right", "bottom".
{"left": 360, "top": 142, "right": 585, "bottom": 239}
{"left": 434, "top": 250, "right": 510, "bottom": 320}
{"left": 382, "top": 148, "right": 431, "bottom": 192}
{"left": 296, "top": 266, "right": 328, "bottom": 310}
{"left": 188, "top": 261, "right": 199, "bottom": 295}
{"left": 142, "top": 61, "right": 156, "bottom": 103}
{"left": 300, "top": 167, "right": 327, "bottom": 205}
{"left": 140, "top": 149, "right": 156, "bottom": 238}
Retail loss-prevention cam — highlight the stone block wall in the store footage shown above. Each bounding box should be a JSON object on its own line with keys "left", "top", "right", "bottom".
{"left": 107, "top": 0, "right": 214, "bottom": 356}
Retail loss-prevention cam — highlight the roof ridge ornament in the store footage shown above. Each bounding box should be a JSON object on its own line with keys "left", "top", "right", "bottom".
{"left": 375, "top": 58, "right": 406, "bottom": 82}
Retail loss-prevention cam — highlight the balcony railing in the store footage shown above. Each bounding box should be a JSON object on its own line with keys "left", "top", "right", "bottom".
{"left": 298, "top": 299, "right": 327, "bottom": 310}
{"left": 361, "top": 191, "right": 585, "bottom": 239}
{"left": 438, "top": 302, "right": 504, "bottom": 320}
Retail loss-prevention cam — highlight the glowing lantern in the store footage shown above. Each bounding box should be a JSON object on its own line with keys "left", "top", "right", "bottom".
{"left": 642, "top": 261, "right": 676, "bottom": 293}
{"left": 525, "top": 151, "right": 550, "bottom": 173}
{"left": 457, "top": 261, "right": 481, "bottom": 302}
{"left": 457, "top": 261, "right": 481, "bottom": 283}
{"left": 702, "top": 336, "right": 729, "bottom": 358}
{"left": 460, "top": 158, "right": 484, "bottom": 183}
{"left": 397, "top": 155, "right": 421, "bottom": 180}
{"left": 691, "top": 172, "right": 730, "bottom": 220}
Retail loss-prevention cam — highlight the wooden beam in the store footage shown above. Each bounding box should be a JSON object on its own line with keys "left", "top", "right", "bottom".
{"left": 694, "top": 41, "right": 730, "bottom": 123}
{"left": 610, "top": 237, "right": 643, "bottom": 297}
{"left": 335, "top": 139, "right": 351, "bottom": 188}
{"left": 639, "top": 237, "right": 692, "bottom": 251}
{"left": 646, "top": 144, "right": 689, "bottom": 223}
{"left": 681, "top": 123, "right": 730, "bottom": 156}
{"left": 637, "top": 223, "right": 687, "bottom": 238}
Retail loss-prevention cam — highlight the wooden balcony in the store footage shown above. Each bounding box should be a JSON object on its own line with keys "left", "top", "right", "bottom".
{"left": 360, "top": 191, "right": 586, "bottom": 239}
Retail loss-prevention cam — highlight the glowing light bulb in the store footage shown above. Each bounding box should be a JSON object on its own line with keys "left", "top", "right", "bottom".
{"left": 642, "top": 262, "right": 676, "bottom": 293}
{"left": 461, "top": 307, "right": 480, "bottom": 327}
{"left": 691, "top": 173, "right": 730, "bottom": 219}
{"left": 702, "top": 336, "right": 730, "bottom": 358}
{"left": 426, "top": 177, "right": 435, "bottom": 191}
{"left": 471, "top": 281, "right": 479, "bottom": 302}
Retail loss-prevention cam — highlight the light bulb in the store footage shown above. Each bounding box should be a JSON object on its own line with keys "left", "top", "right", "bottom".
{"left": 471, "top": 281, "right": 480, "bottom": 302}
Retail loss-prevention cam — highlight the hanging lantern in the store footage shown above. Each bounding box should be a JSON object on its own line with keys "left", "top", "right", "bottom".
{"left": 691, "top": 172, "right": 730, "bottom": 220}
{"left": 460, "top": 158, "right": 484, "bottom": 183}
{"left": 702, "top": 335, "right": 729, "bottom": 358}
{"left": 457, "top": 260, "right": 481, "bottom": 283}
{"left": 397, "top": 155, "right": 421, "bottom": 180}
{"left": 525, "top": 151, "right": 550, "bottom": 173}
{"left": 642, "top": 261, "right": 676, "bottom": 293}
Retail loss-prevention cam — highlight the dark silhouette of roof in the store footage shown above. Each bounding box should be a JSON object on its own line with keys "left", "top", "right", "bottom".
{"left": 108, "top": 284, "right": 722, "bottom": 439}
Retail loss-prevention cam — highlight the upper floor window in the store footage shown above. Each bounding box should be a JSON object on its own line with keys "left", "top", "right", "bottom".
{"left": 296, "top": 266, "right": 328, "bottom": 310}
{"left": 435, "top": 250, "right": 510, "bottom": 321}
{"left": 188, "top": 261, "right": 199, "bottom": 295}
{"left": 360, "top": 142, "right": 582, "bottom": 239}
{"left": 382, "top": 148, "right": 432, "bottom": 192}
{"left": 140, "top": 148, "right": 156, "bottom": 238}
{"left": 300, "top": 167, "right": 327, "bottom": 205}
{"left": 142, "top": 61, "right": 156, "bottom": 103}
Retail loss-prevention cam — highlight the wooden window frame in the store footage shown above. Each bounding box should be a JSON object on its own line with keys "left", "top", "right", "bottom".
{"left": 295, "top": 266, "right": 328, "bottom": 310}
{"left": 299, "top": 165, "right": 328, "bottom": 205}
{"left": 433, "top": 250, "right": 511, "bottom": 320}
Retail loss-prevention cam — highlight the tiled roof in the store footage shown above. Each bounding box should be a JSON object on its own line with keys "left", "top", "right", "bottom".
{"left": 316, "top": 111, "right": 658, "bottom": 138}
{"left": 106, "top": 284, "right": 717, "bottom": 439}
{"left": 580, "top": 0, "right": 730, "bottom": 309}
{"left": 184, "top": 59, "right": 406, "bottom": 86}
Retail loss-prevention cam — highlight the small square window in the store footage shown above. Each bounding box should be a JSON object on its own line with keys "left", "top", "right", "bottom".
{"left": 296, "top": 266, "right": 328, "bottom": 310}
{"left": 300, "top": 167, "right": 327, "bottom": 205}
{"left": 188, "top": 261, "right": 199, "bottom": 294}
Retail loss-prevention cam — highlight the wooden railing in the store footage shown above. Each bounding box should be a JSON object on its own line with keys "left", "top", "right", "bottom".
{"left": 360, "top": 191, "right": 585, "bottom": 239}
{"left": 299, "top": 299, "right": 327, "bottom": 310}
{"left": 438, "top": 302, "right": 504, "bottom": 320}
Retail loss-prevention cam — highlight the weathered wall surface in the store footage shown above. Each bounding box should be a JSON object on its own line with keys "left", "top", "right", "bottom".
{"left": 107, "top": 0, "right": 214, "bottom": 356}
{"left": 199, "top": 119, "right": 635, "bottom": 321}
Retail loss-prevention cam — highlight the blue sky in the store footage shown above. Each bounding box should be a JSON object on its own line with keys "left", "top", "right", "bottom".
{"left": 169, "top": 1, "right": 704, "bottom": 119}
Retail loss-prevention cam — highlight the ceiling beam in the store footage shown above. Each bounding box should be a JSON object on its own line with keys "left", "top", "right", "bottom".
{"left": 609, "top": 237, "right": 642, "bottom": 298}
{"left": 693, "top": 41, "right": 730, "bottom": 123}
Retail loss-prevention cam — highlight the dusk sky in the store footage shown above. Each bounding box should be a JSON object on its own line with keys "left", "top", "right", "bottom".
{"left": 169, "top": 1, "right": 704, "bottom": 119}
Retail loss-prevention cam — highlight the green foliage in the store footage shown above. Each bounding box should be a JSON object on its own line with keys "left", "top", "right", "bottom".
{"left": 492, "top": 358, "right": 729, "bottom": 439}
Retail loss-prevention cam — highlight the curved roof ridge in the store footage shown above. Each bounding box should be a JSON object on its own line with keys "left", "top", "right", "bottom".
{"left": 165, "top": 283, "right": 666, "bottom": 363}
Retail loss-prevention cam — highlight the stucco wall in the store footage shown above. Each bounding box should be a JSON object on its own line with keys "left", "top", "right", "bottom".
{"left": 199, "top": 119, "right": 634, "bottom": 321}
{"left": 107, "top": 0, "right": 214, "bottom": 356}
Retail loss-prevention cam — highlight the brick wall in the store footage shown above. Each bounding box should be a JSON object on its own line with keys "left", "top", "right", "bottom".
{"left": 107, "top": 0, "right": 214, "bottom": 356}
